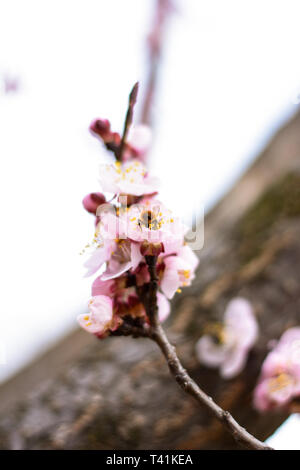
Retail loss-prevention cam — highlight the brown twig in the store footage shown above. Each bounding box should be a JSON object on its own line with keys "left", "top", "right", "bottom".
{"left": 137, "top": 255, "right": 273, "bottom": 451}
{"left": 117, "top": 82, "right": 139, "bottom": 161}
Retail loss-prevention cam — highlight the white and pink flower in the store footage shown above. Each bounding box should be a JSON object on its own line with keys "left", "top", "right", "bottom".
{"left": 126, "top": 124, "right": 152, "bottom": 160}
{"left": 84, "top": 212, "right": 143, "bottom": 278}
{"left": 77, "top": 295, "right": 117, "bottom": 337}
{"left": 254, "top": 327, "right": 300, "bottom": 412}
{"left": 99, "top": 160, "right": 159, "bottom": 196}
{"left": 195, "top": 298, "right": 258, "bottom": 379}
{"left": 160, "top": 245, "right": 199, "bottom": 299}
{"left": 123, "top": 199, "right": 186, "bottom": 250}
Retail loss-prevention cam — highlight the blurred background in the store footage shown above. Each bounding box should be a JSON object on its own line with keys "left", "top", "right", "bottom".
{"left": 1, "top": 0, "right": 300, "bottom": 449}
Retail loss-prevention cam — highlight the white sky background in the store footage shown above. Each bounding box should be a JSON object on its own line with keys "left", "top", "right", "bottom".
{"left": 1, "top": 0, "right": 300, "bottom": 448}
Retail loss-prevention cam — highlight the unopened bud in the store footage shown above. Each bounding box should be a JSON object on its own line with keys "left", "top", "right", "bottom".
{"left": 82, "top": 193, "right": 106, "bottom": 215}
{"left": 89, "top": 119, "right": 111, "bottom": 141}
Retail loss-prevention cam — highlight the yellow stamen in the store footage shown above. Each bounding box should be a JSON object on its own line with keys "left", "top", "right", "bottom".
{"left": 268, "top": 373, "right": 294, "bottom": 393}
{"left": 183, "top": 270, "right": 190, "bottom": 279}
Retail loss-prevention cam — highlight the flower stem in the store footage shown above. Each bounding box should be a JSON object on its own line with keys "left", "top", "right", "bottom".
{"left": 117, "top": 82, "right": 139, "bottom": 162}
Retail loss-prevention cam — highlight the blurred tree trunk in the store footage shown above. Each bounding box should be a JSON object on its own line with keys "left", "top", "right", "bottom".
{"left": 1, "top": 110, "right": 300, "bottom": 450}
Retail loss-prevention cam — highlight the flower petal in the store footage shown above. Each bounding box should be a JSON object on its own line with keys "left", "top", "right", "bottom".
{"left": 220, "top": 347, "right": 248, "bottom": 379}
{"left": 195, "top": 335, "right": 230, "bottom": 368}
{"left": 160, "top": 265, "right": 181, "bottom": 299}
{"left": 84, "top": 243, "right": 113, "bottom": 277}
{"left": 131, "top": 242, "right": 144, "bottom": 270}
{"left": 77, "top": 295, "right": 113, "bottom": 336}
{"left": 224, "top": 297, "right": 258, "bottom": 349}
{"left": 157, "top": 293, "right": 171, "bottom": 323}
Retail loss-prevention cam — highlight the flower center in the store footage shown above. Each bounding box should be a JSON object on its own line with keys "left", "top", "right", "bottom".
{"left": 203, "top": 322, "right": 227, "bottom": 345}
{"left": 268, "top": 372, "right": 294, "bottom": 393}
{"left": 114, "top": 161, "right": 146, "bottom": 183}
{"left": 113, "top": 239, "right": 131, "bottom": 262}
{"left": 138, "top": 210, "right": 160, "bottom": 230}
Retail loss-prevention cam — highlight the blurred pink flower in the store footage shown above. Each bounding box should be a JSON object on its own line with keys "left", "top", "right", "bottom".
{"left": 195, "top": 298, "right": 258, "bottom": 379}
{"left": 254, "top": 327, "right": 300, "bottom": 412}
{"left": 99, "top": 160, "right": 159, "bottom": 196}
{"left": 160, "top": 245, "right": 199, "bottom": 299}
{"left": 126, "top": 125, "right": 152, "bottom": 159}
{"left": 77, "top": 295, "right": 116, "bottom": 337}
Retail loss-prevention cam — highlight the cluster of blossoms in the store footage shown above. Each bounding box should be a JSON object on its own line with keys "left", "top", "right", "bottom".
{"left": 79, "top": 115, "right": 199, "bottom": 339}
{"left": 195, "top": 298, "right": 259, "bottom": 379}
{"left": 254, "top": 327, "right": 300, "bottom": 412}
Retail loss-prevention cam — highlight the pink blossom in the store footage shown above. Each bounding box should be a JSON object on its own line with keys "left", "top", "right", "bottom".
{"left": 160, "top": 245, "right": 199, "bottom": 299}
{"left": 195, "top": 298, "right": 258, "bottom": 379}
{"left": 101, "top": 239, "right": 143, "bottom": 281}
{"left": 99, "top": 160, "right": 159, "bottom": 196}
{"left": 84, "top": 236, "right": 143, "bottom": 279}
{"left": 124, "top": 199, "right": 186, "bottom": 250}
{"left": 3, "top": 75, "right": 19, "bottom": 94}
{"left": 77, "top": 295, "right": 116, "bottom": 337}
{"left": 254, "top": 327, "right": 300, "bottom": 412}
{"left": 83, "top": 212, "right": 143, "bottom": 278}
{"left": 83, "top": 238, "right": 115, "bottom": 277}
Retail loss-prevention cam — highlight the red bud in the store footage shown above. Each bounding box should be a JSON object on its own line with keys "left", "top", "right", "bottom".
{"left": 82, "top": 193, "right": 106, "bottom": 215}
{"left": 89, "top": 119, "right": 111, "bottom": 141}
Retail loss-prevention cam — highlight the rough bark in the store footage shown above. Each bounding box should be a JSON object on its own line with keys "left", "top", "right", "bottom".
{"left": 1, "top": 110, "right": 300, "bottom": 450}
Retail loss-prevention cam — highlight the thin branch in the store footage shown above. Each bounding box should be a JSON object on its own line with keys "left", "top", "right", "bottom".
{"left": 141, "top": 255, "right": 273, "bottom": 451}
{"left": 117, "top": 82, "right": 139, "bottom": 161}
